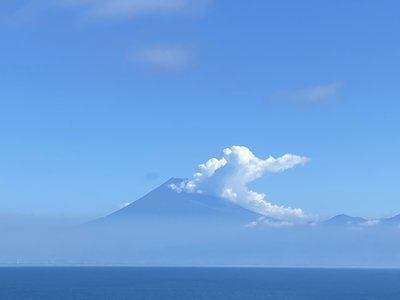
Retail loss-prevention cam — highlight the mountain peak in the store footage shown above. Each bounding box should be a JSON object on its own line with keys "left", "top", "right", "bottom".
{"left": 163, "top": 177, "right": 185, "bottom": 186}
{"left": 322, "top": 214, "right": 367, "bottom": 226}
{"left": 94, "top": 178, "right": 262, "bottom": 226}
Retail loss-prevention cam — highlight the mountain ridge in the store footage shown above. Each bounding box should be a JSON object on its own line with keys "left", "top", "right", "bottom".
{"left": 321, "top": 213, "right": 400, "bottom": 227}
{"left": 94, "top": 177, "right": 264, "bottom": 226}
{"left": 93, "top": 178, "right": 400, "bottom": 228}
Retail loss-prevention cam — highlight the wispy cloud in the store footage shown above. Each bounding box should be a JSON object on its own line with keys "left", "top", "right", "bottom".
{"left": 131, "top": 45, "right": 195, "bottom": 72}
{"left": 119, "top": 202, "right": 131, "bottom": 209}
{"left": 1, "top": 2, "right": 51, "bottom": 26}
{"left": 270, "top": 82, "right": 343, "bottom": 106}
{"left": 3, "top": 1, "right": 207, "bottom": 72}
{"left": 246, "top": 217, "right": 294, "bottom": 228}
{"left": 4, "top": 0, "right": 210, "bottom": 25}
{"left": 60, "top": 0, "right": 210, "bottom": 20}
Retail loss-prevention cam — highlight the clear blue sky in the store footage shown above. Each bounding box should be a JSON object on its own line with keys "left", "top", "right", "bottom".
{"left": 0, "top": 0, "right": 399, "bottom": 219}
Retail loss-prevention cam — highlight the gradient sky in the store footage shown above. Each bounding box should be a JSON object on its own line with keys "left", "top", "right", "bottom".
{"left": 0, "top": 0, "right": 399, "bottom": 219}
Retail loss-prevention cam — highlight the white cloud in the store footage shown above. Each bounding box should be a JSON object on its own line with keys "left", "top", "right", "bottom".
{"left": 170, "top": 146, "right": 309, "bottom": 221}
{"left": 271, "top": 82, "right": 343, "bottom": 106}
{"left": 61, "top": 0, "right": 210, "bottom": 20}
{"left": 246, "top": 217, "right": 294, "bottom": 228}
{"left": 119, "top": 202, "right": 131, "bottom": 208}
{"left": 6, "top": 0, "right": 210, "bottom": 25}
{"left": 132, "top": 45, "right": 194, "bottom": 71}
{"left": 360, "top": 220, "right": 380, "bottom": 227}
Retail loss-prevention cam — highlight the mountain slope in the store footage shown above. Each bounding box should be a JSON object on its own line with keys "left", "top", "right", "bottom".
{"left": 321, "top": 214, "right": 368, "bottom": 226}
{"left": 95, "top": 178, "right": 262, "bottom": 226}
{"left": 380, "top": 214, "right": 400, "bottom": 225}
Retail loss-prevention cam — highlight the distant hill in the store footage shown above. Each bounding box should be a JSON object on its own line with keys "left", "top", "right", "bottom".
{"left": 380, "top": 214, "right": 400, "bottom": 225}
{"left": 321, "top": 213, "right": 400, "bottom": 228}
{"left": 321, "top": 214, "right": 368, "bottom": 226}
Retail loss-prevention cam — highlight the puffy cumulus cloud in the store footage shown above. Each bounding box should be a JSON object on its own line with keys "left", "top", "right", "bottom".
{"left": 170, "top": 146, "right": 309, "bottom": 221}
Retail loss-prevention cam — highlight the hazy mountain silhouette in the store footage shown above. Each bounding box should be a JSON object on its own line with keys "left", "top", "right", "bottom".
{"left": 321, "top": 213, "right": 400, "bottom": 228}
{"left": 322, "top": 214, "right": 368, "bottom": 226}
{"left": 94, "top": 179, "right": 400, "bottom": 229}
{"left": 94, "top": 178, "right": 263, "bottom": 227}
{"left": 5, "top": 179, "right": 400, "bottom": 266}
{"left": 380, "top": 214, "right": 400, "bottom": 225}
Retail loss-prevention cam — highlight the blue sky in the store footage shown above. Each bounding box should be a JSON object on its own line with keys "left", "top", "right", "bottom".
{"left": 0, "top": 0, "right": 399, "bottom": 219}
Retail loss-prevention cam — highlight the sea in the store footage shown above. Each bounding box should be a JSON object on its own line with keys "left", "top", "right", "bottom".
{"left": 0, "top": 267, "right": 399, "bottom": 299}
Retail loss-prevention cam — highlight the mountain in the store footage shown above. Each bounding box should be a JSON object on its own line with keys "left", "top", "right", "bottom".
{"left": 94, "top": 180, "right": 400, "bottom": 229}
{"left": 94, "top": 178, "right": 262, "bottom": 227}
{"left": 11, "top": 180, "right": 400, "bottom": 266}
{"left": 321, "top": 214, "right": 368, "bottom": 226}
{"left": 320, "top": 213, "right": 400, "bottom": 228}
{"left": 380, "top": 214, "right": 400, "bottom": 225}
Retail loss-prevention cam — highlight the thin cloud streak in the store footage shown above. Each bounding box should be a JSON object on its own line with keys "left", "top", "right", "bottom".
{"left": 270, "top": 82, "right": 344, "bottom": 106}
{"left": 4, "top": 0, "right": 210, "bottom": 24}
{"left": 131, "top": 45, "right": 195, "bottom": 72}
{"left": 60, "top": 0, "right": 210, "bottom": 20}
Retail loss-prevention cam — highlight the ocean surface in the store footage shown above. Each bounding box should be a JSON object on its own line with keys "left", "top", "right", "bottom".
{"left": 0, "top": 267, "right": 400, "bottom": 299}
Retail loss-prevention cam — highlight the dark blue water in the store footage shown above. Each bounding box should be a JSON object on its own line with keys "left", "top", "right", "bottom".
{"left": 0, "top": 267, "right": 400, "bottom": 299}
